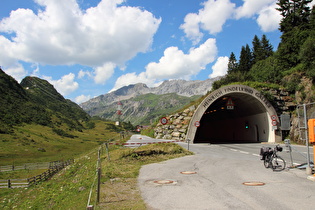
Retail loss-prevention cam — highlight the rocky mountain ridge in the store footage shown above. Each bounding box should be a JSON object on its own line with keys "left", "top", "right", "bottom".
{"left": 80, "top": 77, "right": 221, "bottom": 111}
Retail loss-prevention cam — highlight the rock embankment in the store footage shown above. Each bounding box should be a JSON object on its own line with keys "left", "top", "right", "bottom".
{"left": 154, "top": 106, "right": 196, "bottom": 141}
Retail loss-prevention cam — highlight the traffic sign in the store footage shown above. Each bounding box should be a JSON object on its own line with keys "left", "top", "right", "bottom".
{"left": 194, "top": 121, "right": 200, "bottom": 127}
{"left": 272, "top": 120, "right": 277, "bottom": 126}
{"left": 226, "top": 98, "right": 234, "bottom": 110}
{"left": 160, "top": 117, "right": 168, "bottom": 125}
{"left": 271, "top": 115, "right": 277, "bottom": 121}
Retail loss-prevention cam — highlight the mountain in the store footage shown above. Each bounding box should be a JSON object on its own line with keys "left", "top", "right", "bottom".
{"left": 80, "top": 77, "right": 220, "bottom": 125}
{"left": 0, "top": 68, "right": 89, "bottom": 133}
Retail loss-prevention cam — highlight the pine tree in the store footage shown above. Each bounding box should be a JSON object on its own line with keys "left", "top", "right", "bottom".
{"left": 277, "top": 0, "right": 312, "bottom": 32}
{"left": 227, "top": 52, "right": 238, "bottom": 73}
{"left": 238, "top": 44, "right": 253, "bottom": 72}
{"left": 252, "top": 35, "right": 263, "bottom": 64}
{"left": 261, "top": 35, "right": 274, "bottom": 59}
{"left": 276, "top": 0, "right": 312, "bottom": 68}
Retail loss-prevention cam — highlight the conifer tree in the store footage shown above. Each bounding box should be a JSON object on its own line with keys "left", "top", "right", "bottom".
{"left": 252, "top": 35, "right": 263, "bottom": 64}
{"left": 276, "top": 0, "right": 312, "bottom": 68}
{"left": 227, "top": 52, "right": 238, "bottom": 73}
{"left": 261, "top": 35, "right": 274, "bottom": 59}
{"left": 238, "top": 44, "right": 253, "bottom": 72}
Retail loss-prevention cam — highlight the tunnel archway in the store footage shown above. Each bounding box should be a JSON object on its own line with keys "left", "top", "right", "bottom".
{"left": 186, "top": 85, "right": 281, "bottom": 143}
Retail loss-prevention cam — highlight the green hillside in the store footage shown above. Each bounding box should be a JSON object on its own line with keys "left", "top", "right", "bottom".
{"left": 0, "top": 69, "right": 135, "bottom": 164}
{"left": 97, "top": 93, "right": 201, "bottom": 125}
{"left": 0, "top": 70, "right": 90, "bottom": 133}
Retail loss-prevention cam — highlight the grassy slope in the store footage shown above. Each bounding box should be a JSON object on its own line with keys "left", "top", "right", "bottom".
{"left": 0, "top": 120, "right": 122, "bottom": 165}
{"left": 0, "top": 120, "right": 193, "bottom": 209}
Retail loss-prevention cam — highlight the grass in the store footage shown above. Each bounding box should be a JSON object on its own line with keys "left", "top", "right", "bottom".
{"left": 98, "top": 143, "right": 193, "bottom": 209}
{"left": 0, "top": 120, "right": 121, "bottom": 165}
{"left": 0, "top": 120, "right": 193, "bottom": 209}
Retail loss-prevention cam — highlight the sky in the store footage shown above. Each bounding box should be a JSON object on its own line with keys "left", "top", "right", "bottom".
{"left": 1, "top": 0, "right": 311, "bottom": 104}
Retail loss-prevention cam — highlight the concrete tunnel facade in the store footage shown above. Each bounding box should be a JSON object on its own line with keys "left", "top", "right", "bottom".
{"left": 186, "top": 84, "right": 281, "bottom": 144}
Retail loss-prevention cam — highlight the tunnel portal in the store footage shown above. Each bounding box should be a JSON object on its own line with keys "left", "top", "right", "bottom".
{"left": 186, "top": 85, "right": 280, "bottom": 144}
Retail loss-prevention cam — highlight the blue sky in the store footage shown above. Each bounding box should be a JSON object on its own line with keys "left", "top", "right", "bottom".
{"left": 1, "top": 0, "right": 307, "bottom": 104}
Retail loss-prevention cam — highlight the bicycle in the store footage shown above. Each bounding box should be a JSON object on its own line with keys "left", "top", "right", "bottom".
{"left": 260, "top": 145, "right": 286, "bottom": 171}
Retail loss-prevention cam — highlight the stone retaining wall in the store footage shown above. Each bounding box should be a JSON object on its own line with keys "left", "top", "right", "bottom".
{"left": 154, "top": 106, "right": 195, "bottom": 140}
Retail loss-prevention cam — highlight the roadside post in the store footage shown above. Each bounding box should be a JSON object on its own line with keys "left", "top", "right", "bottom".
{"left": 308, "top": 119, "right": 315, "bottom": 176}
{"left": 285, "top": 139, "right": 293, "bottom": 167}
{"left": 105, "top": 142, "right": 110, "bottom": 161}
{"left": 187, "top": 139, "right": 190, "bottom": 151}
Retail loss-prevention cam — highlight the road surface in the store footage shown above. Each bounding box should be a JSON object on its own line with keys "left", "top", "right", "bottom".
{"left": 131, "top": 136, "right": 315, "bottom": 210}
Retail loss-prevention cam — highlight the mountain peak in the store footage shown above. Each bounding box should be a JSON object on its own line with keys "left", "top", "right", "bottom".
{"left": 80, "top": 77, "right": 221, "bottom": 112}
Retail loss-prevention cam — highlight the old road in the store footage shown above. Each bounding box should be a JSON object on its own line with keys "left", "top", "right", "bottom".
{"left": 130, "top": 135, "right": 315, "bottom": 210}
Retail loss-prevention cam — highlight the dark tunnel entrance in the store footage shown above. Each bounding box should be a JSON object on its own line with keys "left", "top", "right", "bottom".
{"left": 186, "top": 85, "right": 280, "bottom": 144}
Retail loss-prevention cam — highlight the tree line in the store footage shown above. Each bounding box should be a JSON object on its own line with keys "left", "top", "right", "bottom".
{"left": 213, "top": 0, "right": 315, "bottom": 95}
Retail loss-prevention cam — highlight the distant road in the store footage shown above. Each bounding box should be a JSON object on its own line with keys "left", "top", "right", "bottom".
{"left": 134, "top": 135, "right": 315, "bottom": 210}
{"left": 124, "top": 134, "right": 178, "bottom": 147}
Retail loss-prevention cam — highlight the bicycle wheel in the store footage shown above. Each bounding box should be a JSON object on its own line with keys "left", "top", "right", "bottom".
{"left": 264, "top": 156, "right": 270, "bottom": 168}
{"left": 271, "top": 156, "right": 286, "bottom": 171}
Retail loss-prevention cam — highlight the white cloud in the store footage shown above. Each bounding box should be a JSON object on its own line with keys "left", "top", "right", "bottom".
{"left": 78, "top": 69, "right": 93, "bottom": 79}
{"left": 93, "top": 63, "right": 115, "bottom": 85}
{"left": 110, "top": 72, "right": 156, "bottom": 92}
{"left": 3, "top": 64, "right": 28, "bottom": 82}
{"left": 112, "top": 38, "right": 218, "bottom": 90}
{"left": 180, "top": 0, "right": 235, "bottom": 44}
{"left": 209, "top": 56, "right": 229, "bottom": 78}
{"left": 44, "top": 73, "right": 79, "bottom": 96}
{"left": 257, "top": 2, "right": 282, "bottom": 32}
{"left": 146, "top": 38, "right": 217, "bottom": 80}
{"left": 234, "top": 0, "right": 275, "bottom": 19}
{"left": 180, "top": 0, "right": 281, "bottom": 43}
{"left": 75, "top": 94, "right": 91, "bottom": 104}
{"left": 0, "top": 0, "right": 161, "bottom": 69}
{"left": 180, "top": 13, "right": 203, "bottom": 45}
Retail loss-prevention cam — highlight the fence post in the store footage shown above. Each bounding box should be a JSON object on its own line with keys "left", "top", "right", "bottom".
{"left": 86, "top": 205, "right": 94, "bottom": 210}
{"left": 97, "top": 167, "right": 101, "bottom": 203}
{"left": 105, "top": 143, "right": 110, "bottom": 161}
{"left": 8, "top": 179, "right": 11, "bottom": 188}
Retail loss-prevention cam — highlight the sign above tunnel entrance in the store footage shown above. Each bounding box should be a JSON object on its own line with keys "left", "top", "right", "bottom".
{"left": 202, "top": 85, "right": 272, "bottom": 110}
{"left": 226, "top": 98, "right": 234, "bottom": 110}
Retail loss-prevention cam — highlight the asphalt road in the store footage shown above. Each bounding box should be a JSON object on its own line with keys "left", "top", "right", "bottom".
{"left": 131, "top": 136, "right": 315, "bottom": 210}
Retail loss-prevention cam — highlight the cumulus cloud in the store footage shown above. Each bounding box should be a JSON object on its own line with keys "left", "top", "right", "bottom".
{"left": 94, "top": 63, "right": 115, "bottom": 84}
{"left": 75, "top": 94, "right": 91, "bottom": 104}
{"left": 180, "top": 0, "right": 235, "bottom": 44}
{"left": 44, "top": 73, "right": 79, "bottom": 96}
{"left": 181, "top": 0, "right": 281, "bottom": 43}
{"left": 78, "top": 69, "right": 93, "bottom": 79}
{"left": 3, "top": 64, "right": 28, "bottom": 82}
{"left": 234, "top": 0, "right": 275, "bottom": 19}
{"left": 256, "top": 2, "right": 282, "bottom": 32}
{"left": 112, "top": 38, "right": 218, "bottom": 91}
{"left": 208, "top": 56, "right": 229, "bottom": 78}
{"left": 110, "top": 72, "right": 156, "bottom": 92}
{"left": 146, "top": 38, "right": 217, "bottom": 79}
{"left": 0, "top": 0, "right": 161, "bottom": 79}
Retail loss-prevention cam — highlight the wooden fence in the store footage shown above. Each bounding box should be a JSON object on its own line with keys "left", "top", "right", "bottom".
{"left": 0, "top": 159, "right": 74, "bottom": 188}
{"left": 0, "top": 162, "right": 50, "bottom": 172}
